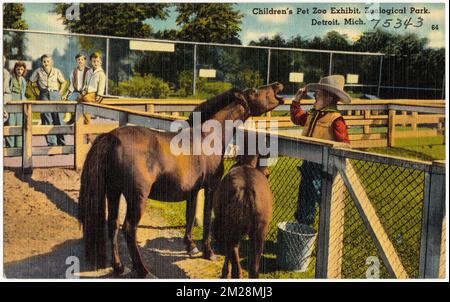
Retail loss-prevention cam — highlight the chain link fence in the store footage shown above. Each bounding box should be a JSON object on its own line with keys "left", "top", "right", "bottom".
{"left": 224, "top": 144, "right": 442, "bottom": 279}
{"left": 336, "top": 159, "right": 425, "bottom": 278}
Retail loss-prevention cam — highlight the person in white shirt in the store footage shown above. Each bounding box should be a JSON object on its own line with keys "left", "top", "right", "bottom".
{"left": 80, "top": 52, "right": 106, "bottom": 124}
{"left": 29, "top": 54, "right": 67, "bottom": 146}
{"left": 65, "top": 53, "right": 90, "bottom": 102}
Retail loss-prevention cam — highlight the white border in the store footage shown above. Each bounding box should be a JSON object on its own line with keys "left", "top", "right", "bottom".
{"left": 1, "top": 0, "right": 448, "bottom": 283}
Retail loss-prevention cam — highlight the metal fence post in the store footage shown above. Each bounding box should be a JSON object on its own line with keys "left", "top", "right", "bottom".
{"left": 193, "top": 44, "right": 197, "bottom": 96}
{"left": 377, "top": 55, "right": 384, "bottom": 97}
{"left": 328, "top": 52, "right": 333, "bottom": 75}
{"left": 105, "top": 37, "right": 110, "bottom": 95}
{"left": 419, "top": 160, "right": 446, "bottom": 278}
{"left": 266, "top": 48, "right": 271, "bottom": 85}
{"left": 22, "top": 103, "right": 33, "bottom": 174}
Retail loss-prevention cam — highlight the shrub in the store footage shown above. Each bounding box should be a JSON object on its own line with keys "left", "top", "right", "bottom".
{"left": 233, "top": 69, "right": 264, "bottom": 88}
{"left": 201, "top": 81, "right": 233, "bottom": 96}
{"left": 178, "top": 70, "right": 206, "bottom": 97}
{"left": 114, "top": 74, "right": 172, "bottom": 98}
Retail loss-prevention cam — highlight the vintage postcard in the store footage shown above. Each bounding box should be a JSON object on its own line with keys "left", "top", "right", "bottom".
{"left": 1, "top": 0, "right": 447, "bottom": 287}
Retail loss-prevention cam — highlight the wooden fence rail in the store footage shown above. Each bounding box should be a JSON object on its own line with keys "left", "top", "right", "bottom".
{"left": 100, "top": 98, "right": 445, "bottom": 149}
{"left": 3, "top": 100, "right": 446, "bottom": 279}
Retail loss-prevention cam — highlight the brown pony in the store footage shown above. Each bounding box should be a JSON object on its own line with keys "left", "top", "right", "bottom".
{"left": 213, "top": 150, "right": 272, "bottom": 279}
{"left": 78, "top": 83, "right": 284, "bottom": 277}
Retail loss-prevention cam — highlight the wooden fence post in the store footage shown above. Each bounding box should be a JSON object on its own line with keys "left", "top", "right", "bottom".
{"left": 316, "top": 147, "right": 332, "bottom": 278}
{"left": 419, "top": 160, "right": 446, "bottom": 278}
{"left": 411, "top": 112, "right": 418, "bottom": 131}
{"left": 363, "top": 110, "right": 371, "bottom": 134}
{"left": 119, "top": 111, "right": 128, "bottom": 127}
{"left": 401, "top": 111, "right": 407, "bottom": 127}
{"left": 74, "top": 104, "right": 86, "bottom": 171}
{"left": 146, "top": 104, "right": 155, "bottom": 114}
{"left": 316, "top": 146, "right": 346, "bottom": 278}
{"left": 388, "top": 109, "right": 396, "bottom": 147}
{"left": 22, "top": 103, "right": 33, "bottom": 174}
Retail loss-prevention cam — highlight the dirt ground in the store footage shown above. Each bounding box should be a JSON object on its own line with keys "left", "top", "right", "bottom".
{"left": 3, "top": 168, "right": 224, "bottom": 279}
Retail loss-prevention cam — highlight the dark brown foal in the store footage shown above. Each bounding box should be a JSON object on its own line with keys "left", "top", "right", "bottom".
{"left": 213, "top": 154, "right": 273, "bottom": 278}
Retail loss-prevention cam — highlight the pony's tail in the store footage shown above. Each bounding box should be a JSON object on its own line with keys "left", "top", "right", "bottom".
{"left": 78, "top": 133, "right": 117, "bottom": 269}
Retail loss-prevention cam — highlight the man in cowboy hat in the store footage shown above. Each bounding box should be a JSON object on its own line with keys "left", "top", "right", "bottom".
{"left": 290, "top": 74, "right": 351, "bottom": 226}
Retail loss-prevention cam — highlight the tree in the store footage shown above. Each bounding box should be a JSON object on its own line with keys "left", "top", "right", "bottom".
{"left": 53, "top": 3, "right": 170, "bottom": 91}
{"left": 53, "top": 3, "right": 169, "bottom": 37}
{"left": 3, "top": 3, "right": 28, "bottom": 59}
{"left": 175, "top": 3, "right": 243, "bottom": 44}
{"left": 3, "top": 3, "right": 28, "bottom": 30}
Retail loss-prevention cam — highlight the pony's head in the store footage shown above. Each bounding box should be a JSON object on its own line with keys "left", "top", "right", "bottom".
{"left": 235, "top": 153, "right": 270, "bottom": 178}
{"left": 235, "top": 82, "right": 284, "bottom": 116}
{"left": 187, "top": 82, "right": 284, "bottom": 126}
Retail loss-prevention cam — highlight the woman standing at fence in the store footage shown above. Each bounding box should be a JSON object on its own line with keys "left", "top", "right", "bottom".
{"left": 3, "top": 56, "right": 12, "bottom": 125}
{"left": 80, "top": 52, "right": 106, "bottom": 125}
{"left": 290, "top": 75, "right": 351, "bottom": 227}
{"left": 29, "top": 54, "right": 67, "bottom": 146}
{"left": 5, "top": 61, "right": 28, "bottom": 148}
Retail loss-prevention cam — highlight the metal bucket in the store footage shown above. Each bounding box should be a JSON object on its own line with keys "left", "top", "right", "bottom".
{"left": 276, "top": 222, "right": 317, "bottom": 272}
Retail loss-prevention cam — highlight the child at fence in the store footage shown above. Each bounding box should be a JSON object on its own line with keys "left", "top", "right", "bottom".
{"left": 5, "top": 61, "right": 28, "bottom": 148}
{"left": 65, "top": 53, "right": 90, "bottom": 102}
{"left": 290, "top": 75, "right": 351, "bottom": 227}
{"left": 79, "top": 52, "right": 106, "bottom": 125}
{"left": 29, "top": 54, "right": 67, "bottom": 146}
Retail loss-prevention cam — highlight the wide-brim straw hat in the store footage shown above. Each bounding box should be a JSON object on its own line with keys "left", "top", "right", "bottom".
{"left": 305, "top": 75, "right": 352, "bottom": 104}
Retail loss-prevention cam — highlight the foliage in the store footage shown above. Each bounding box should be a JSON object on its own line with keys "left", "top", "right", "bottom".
{"left": 201, "top": 81, "right": 233, "bottom": 96}
{"left": 53, "top": 3, "right": 169, "bottom": 37}
{"left": 232, "top": 69, "right": 264, "bottom": 88}
{"left": 178, "top": 70, "right": 205, "bottom": 97}
{"left": 249, "top": 29, "right": 444, "bottom": 99}
{"left": 3, "top": 3, "right": 28, "bottom": 30}
{"left": 111, "top": 74, "right": 172, "bottom": 98}
{"left": 175, "top": 4, "right": 243, "bottom": 44}
{"left": 3, "top": 3, "right": 28, "bottom": 59}
{"left": 53, "top": 3, "right": 171, "bottom": 93}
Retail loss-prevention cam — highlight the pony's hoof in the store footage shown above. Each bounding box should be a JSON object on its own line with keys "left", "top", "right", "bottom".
{"left": 113, "top": 263, "right": 125, "bottom": 275}
{"left": 136, "top": 268, "right": 150, "bottom": 279}
{"left": 188, "top": 247, "right": 200, "bottom": 257}
{"left": 203, "top": 252, "right": 218, "bottom": 261}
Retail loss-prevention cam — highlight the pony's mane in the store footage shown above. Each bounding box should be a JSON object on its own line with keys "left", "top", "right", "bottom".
{"left": 187, "top": 88, "right": 241, "bottom": 126}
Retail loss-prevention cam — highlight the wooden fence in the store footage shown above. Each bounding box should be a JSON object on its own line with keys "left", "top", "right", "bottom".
{"left": 3, "top": 100, "right": 446, "bottom": 279}
{"left": 100, "top": 98, "right": 445, "bottom": 149}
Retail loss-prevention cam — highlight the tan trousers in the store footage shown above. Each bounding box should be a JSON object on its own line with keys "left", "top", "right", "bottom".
{"left": 79, "top": 92, "right": 96, "bottom": 124}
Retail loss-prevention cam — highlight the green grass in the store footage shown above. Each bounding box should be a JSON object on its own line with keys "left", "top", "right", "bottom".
{"left": 367, "top": 135, "right": 445, "bottom": 161}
